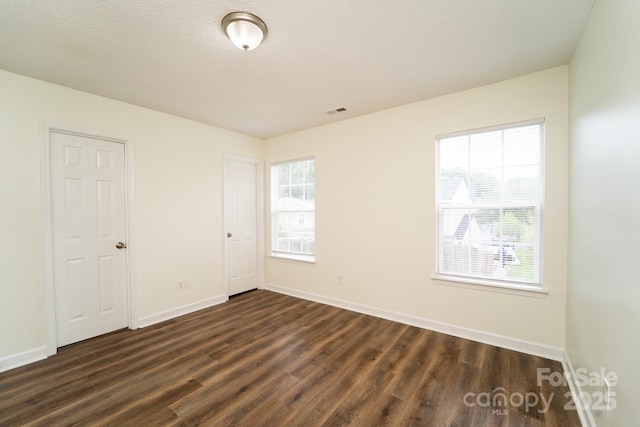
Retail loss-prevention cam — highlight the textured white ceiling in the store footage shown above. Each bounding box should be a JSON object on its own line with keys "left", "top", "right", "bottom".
{"left": 0, "top": 0, "right": 594, "bottom": 139}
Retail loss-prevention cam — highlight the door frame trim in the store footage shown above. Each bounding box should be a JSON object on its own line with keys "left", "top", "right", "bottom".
{"left": 223, "top": 154, "right": 264, "bottom": 297}
{"left": 40, "top": 122, "right": 138, "bottom": 356}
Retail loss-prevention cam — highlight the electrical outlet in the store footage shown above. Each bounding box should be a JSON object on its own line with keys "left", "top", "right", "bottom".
{"left": 177, "top": 279, "right": 186, "bottom": 291}
{"left": 337, "top": 275, "right": 343, "bottom": 286}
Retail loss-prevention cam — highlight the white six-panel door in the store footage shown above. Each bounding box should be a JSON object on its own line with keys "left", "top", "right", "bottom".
{"left": 50, "top": 131, "right": 128, "bottom": 347}
{"left": 225, "top": 157, "right": 258, "bottom": 296}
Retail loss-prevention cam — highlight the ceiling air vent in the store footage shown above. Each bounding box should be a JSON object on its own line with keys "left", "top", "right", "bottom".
{"left": 326, "top": 107, "right": 348, "bottom": 115}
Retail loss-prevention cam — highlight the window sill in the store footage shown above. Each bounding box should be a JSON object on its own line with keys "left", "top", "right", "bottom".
{"left": 431, "top": 274, "right": 548, "bottom": 298}
{"left": 269, "top": 253, "right": 316, "bottom": 264}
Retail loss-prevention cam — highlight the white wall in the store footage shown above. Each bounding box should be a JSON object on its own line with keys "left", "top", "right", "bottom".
{"left": 568, "top": 0, "right": 640, "bottom": 424}
{"left": 0, "top": 70, "right": 263, "bottom": 363}
{"left": 265, "top": 66, "right": 569, "bottom": 353}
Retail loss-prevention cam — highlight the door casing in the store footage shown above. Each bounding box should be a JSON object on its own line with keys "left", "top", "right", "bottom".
{"left": 40, "top": 122, "right": 137, "bottom": 356}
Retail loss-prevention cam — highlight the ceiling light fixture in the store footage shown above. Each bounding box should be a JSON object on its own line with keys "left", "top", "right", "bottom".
{"left": 222, "top": 12, "right": 268, "bottom": 51}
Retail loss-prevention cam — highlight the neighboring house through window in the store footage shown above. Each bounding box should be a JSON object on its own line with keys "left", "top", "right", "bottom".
{"left": 435, "top": 120, "right": 544, "bottom": 289}
{"left": 271, "top": 158, "right": 315, "bottom": 262}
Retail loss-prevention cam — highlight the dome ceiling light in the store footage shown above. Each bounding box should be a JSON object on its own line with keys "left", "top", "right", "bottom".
{"left": 222, "top": 12, "right": 268, "bottom": 51}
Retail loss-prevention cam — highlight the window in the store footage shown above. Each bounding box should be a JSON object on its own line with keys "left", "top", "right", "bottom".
{"left": 271, "top": 158, "right": 315, "bottom": 262}
{"left": 435, "top": 120, "right": 544, "bottom": 288}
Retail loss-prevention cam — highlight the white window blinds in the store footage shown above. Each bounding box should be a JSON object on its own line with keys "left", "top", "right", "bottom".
{"left": 436, "top": 120, "right": 544, "bottom": 285}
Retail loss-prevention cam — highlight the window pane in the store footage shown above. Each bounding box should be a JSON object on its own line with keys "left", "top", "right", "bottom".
{"left": 474, "top": 208, "right": 501, "bottom": 231}
{"left": 290, "top": 161, "right": 304, "bottom": 184}
{"left": 469, "top": 170, "right": 501, "bottom": 203}
{"left": 504, "top": 169, "right": 539, "bottom": 201}
{"left": 290, "top": 185, "right": 304, "bottom": 200}
{"left": 503, "top": 207, "right": 538, "bottom": 244}
{"left": 305, "top": 184, "right": 315, "bottom": 205}
{"left": 305, "top": 161, "right": 315, "bottom": 184}
{"left": 439, "top": 177, "right": 469, "bottom": 203}
{"left": 441, "top": 207, "right": 491, "bottom": 276}
{"left": 272, "top": 158, "right": 315, "bottom": 258}
{"left": 275, "top": 211, "right": 315, "bottom": 255}
{"left": 278, "top": 185, "right": 290, "bottom": 199}
{"left": 439, "top": 135, "right": 468, "bottom": 171}
{"left": 504, "top": 125, "right": 541, "bottom": 167}
{"left": 470, "top": 131, "right": 502, "bottom": 170}
{"left": 440, "top": 205, "right": 538, "bottom": 282}
{"left": 278, "top": 164, "right": 290, "bottom": 185}
{"left": 506, "top": 246, "right": 535, "bottom": 282}
{"left": 437, "top": 121, "right": 543, "bottom": 285}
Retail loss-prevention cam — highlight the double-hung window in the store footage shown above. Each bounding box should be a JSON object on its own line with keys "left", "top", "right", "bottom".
{"left": 435, "top": 120, "right": 544, "bottom": 289}
{"left": 271, "top": 158, "right": 315, "bottom": 262}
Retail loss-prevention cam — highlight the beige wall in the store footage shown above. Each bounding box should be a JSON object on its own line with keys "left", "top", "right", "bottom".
{"left": 0, "top": 58, "right": 575, "bottom": 374}
{"left": 568, "top": 0, "right": 640, "bottom": 424}
{"left": 0, "top": 70, "right": 263, "bottom": 360}
{"left": 265, "top": 66, "right": 569, "bottom": 350}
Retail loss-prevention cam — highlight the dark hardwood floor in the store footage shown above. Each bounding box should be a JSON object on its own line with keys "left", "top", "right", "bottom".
{"left": 0, "top": 290, "right": 580, "bottom": 426}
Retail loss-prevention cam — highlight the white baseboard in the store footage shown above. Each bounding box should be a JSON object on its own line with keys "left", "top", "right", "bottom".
{"left": 562, "top": 351, "right": 594, "bottom": 427}
{"left": 0, "top": 346, "right": 47, "bottom": 374}
{"left": 0, "top": 296, "right": 229, "bottom": 373}
{"left": 138, "top": 294, "right": 229, "bottom": 328}
{"left": 265, "top": 283, "right": 564, "bottom": 361}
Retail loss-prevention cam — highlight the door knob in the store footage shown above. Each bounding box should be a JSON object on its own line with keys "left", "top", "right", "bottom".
{"left": 227, "top": 232, "right": 232, "bottom": 238}
{"left": 116, "top": 242, "right": 127, "bottom": 249}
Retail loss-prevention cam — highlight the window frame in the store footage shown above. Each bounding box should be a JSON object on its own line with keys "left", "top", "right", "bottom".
{"left": 432, "top": 119, "right": 547, "bottom": 296}
{"left": 270, "top": 157, "right": 316, "bottom": 263}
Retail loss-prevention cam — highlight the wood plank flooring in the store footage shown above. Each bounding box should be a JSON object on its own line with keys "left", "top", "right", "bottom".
{"left": 0, "top": 290, "right": 580, "bottom": 426}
